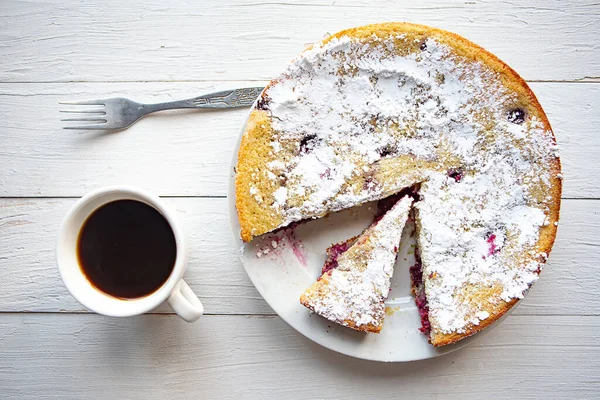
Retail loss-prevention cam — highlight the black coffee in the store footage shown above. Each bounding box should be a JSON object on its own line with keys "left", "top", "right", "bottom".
{"left": 77, "top": 199, "right": 176, "bottom": 299}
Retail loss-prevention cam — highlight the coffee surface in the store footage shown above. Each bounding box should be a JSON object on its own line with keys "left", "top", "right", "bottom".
{"left": 77, "top": 199, "right": 176, "bottom": 299}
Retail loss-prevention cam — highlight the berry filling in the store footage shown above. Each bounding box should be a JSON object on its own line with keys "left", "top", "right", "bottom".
{"left": 255, "top": 96, "right": 270, "bottom": 111}
{"left": 321, "top": 236, "right": 358, "bottom": 276}
{"left": 409, "top": 252, "right": 431, "bottom": 335}
{"left": 447, "top": 169, "right": 463, "bottom": 182}
{"left": 484, "top": 232, "right": 501, "bottom": 258}
{"left": 299, "top": 134, "right": 319, "bottom": 154}
{"left": 376, "top": 144, "right": 396, "bottom": 158}
{"left": 507, "top": 108, "right": 525, "bottom": 124}
{"left": 374, "top": 186, "right": 420, "bottom": 222}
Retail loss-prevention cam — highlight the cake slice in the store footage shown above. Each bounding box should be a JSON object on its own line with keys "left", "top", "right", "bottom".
{"left": 300, "top": 196, "right": 413, "bottom": 333}
{"left": 413, "top": 173, "right": 554, "bottom": 346}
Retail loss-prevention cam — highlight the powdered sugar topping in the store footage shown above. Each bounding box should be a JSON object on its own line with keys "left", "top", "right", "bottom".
{"left": 306, "top": 196, "right": 413, "bottom": 328}
{"left": 415, "top": 172, "right": 546, "bottom": 334}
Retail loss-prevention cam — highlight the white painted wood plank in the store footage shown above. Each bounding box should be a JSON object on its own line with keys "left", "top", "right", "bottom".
{"left": 0, "top": 314, "right": 598, "bottom": 399}
{"left": 0, "top": 81, "right": 259, "bottom": 197}
{"left": 0, "top": 81, "right": 599, "bottom": 197}
{"left": 0, "top": 197, "right": 597, "bottom": 316}
{"left": 1, "top": 0, "right": 599, "bottom": 82}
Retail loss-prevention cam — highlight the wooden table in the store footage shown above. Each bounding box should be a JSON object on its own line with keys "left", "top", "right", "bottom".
{"left": 1, "top": 1, "right": 599, "bottom": 398}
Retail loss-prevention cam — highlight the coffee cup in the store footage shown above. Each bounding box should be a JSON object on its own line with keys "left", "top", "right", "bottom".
{"left": 57, "top": 186, "right": 203, "bottom": 322}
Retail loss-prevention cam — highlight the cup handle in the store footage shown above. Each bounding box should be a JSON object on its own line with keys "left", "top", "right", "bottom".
{"left": 168, "top": 280, "right": 204, "bottom": 322}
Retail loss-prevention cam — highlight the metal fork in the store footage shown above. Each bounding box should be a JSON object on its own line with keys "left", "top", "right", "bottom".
{"left": 60, "top": 87, "right": 264, "bottom": 130}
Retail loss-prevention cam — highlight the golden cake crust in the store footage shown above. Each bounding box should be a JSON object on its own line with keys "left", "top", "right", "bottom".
{"left": 300, "top": 273, "right": 382, "bottom": 333}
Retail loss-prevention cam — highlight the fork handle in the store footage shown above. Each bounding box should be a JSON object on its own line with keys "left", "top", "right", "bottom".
{"left": 141, "top": 87, "right": 265, "bottom": 113}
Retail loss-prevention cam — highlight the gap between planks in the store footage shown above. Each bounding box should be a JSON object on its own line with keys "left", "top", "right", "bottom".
{"left": 0, "top": 311, "right": 597, "bottom": 317}
{"left": 0, "top": 311, "right": 277, "bottom": 317}
{"left": 0, "top": 196, "right": 597, "bottom": 200}
{"left": 1, "top": 79, "right": 599, "bottom": 84}
{"left": 0, "top": 195, "right": 228, "bottom": 200}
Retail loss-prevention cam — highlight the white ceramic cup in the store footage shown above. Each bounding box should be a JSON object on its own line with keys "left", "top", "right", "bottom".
{"left": 57, "top": 186, "right": 204, "bottom": 322}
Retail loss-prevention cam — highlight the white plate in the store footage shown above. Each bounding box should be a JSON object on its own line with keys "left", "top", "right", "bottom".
{"left": 227, "top": 110, "right": 498, "bottom": 362}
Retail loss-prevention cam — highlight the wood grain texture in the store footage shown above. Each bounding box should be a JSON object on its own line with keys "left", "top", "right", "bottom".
{"left": 1, "top": 81, "right": 599, "bottom": 197}
{"left": 0, "top": 0, "right": 599, "bottom": 82}
{"left": 1, "top": 197, "right": 598, "bottom": 316}
{"left": 0, "top": 81, "right": 258, "bottom": 197}
{"left": 0, "top": 314, "right": 598, "bottom": 399}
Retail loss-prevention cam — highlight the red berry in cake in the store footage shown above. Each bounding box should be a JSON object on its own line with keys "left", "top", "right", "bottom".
{"left": 507, "top": 108, "right": 526, "bottom": 124}
{"left": 448, "top": 169, "right": 463, "bottom": 182}
{"left": 377, "top": 144, "right": 395, "bottom": 158}
{"left": 256, "top": 96, "right": 270, "bottom": 110}
{"left": 486, "top": 233, "right": 500, "bottom": 256}
{"left": 299, "top": 134, "right": 318, "bottom": 154}
{"left": 321, "top": 239, "right": 356, "bottom": 275}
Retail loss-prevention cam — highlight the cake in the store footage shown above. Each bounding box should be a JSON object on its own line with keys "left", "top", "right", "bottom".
{"left": 300, "top": 196, "right": 413, "bottom": 333}
{"left": 235, "top": 23, "right": 562, "bottom": 346}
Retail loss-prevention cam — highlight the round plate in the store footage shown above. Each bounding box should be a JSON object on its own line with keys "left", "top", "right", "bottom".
{"left": 228, "top": 107, "right": 507, "bottom": 362}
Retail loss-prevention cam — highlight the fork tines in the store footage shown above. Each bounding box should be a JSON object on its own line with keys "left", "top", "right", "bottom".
{"left": 59, "top": 100, "right": 108, "bottom": 130}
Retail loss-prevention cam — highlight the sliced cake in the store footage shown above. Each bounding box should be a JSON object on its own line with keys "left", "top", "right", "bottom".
{"left": 300, "top": 196, "right": 413, "bottom": 333}
{"left": 235, "top": 23, "right": 561, "bottom": 345}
